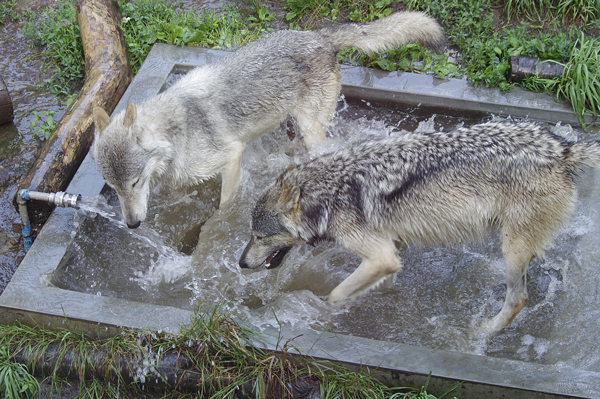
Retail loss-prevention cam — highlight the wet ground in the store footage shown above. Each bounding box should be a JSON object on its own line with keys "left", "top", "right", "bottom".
{"left": 0, "top": 0, "right": 69, "bottom": 295}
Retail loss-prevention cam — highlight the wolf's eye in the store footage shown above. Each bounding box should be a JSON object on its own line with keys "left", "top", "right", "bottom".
{"left": 132, "top": 178, "right": 140, "bottom": 188}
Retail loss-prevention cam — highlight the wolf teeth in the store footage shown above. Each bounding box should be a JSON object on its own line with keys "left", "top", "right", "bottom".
{"left": 265, "top": 250, "right": 280, "bottom": 268}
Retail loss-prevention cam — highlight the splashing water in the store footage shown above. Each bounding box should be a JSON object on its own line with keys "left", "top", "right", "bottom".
{"left": 51, "top": 99, "right": 600, "bottom": 370}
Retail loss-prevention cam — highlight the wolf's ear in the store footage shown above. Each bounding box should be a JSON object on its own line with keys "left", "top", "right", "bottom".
{"left": 279, "top": 185, "right": 301, "bottom": 214}
{"left": 92, "top": 107, "right": 111, "bottom": 134}
{"left": 123, "top": 103, "right": 137, "bottom": 128}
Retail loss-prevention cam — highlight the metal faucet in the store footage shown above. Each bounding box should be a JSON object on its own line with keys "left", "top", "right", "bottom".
{"left": 16, "top": 189, "right": 81, "bottom": 252}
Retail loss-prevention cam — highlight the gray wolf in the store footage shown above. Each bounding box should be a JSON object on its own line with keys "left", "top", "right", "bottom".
{"left": 91, "top": 12, "right": 444, "bottom": 228}
{"left": 239, "top": 120, "right": 600, "bottom": 333}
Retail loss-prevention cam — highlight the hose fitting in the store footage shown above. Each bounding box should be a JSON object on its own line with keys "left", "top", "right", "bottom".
{"left": 17, "top": 189, "right": 81, "bottom": 252}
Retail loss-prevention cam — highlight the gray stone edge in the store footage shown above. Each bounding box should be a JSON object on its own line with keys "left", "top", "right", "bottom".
{"left": 1, "top": 43, "right": 597, "bottom": 398}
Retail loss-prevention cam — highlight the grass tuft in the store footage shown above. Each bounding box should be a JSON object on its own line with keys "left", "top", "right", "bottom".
{"left": 0, "top": 346, "right": 39, "bottom": 399}
{"left": 0, "top": 0, "right": 18, "bottom": 23}
{"left": 0, "top": 303, "right": 458, "bottom": 398}
{"left": 21, "top": 0, "right": 84, "bottom": 97}
{"left": 521, "top": 32, "right": 600, "bottom": 130}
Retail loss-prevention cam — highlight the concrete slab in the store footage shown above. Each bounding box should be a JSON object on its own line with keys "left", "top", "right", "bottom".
{"left": 1, "top": 43, "right": 598, "bottom": 399}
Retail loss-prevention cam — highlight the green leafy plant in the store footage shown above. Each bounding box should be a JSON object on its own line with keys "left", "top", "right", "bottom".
{"left": 21, "top": 0, "right": 84, "bottom": 96}
{"left": 348, "top": 0, "right": 393, "bottom": 22}
{"left": 118, "top": 0, "right": 271, "bottom": 74}
{"left": 405, "top": 0, "right": 499, "bottom": 85}
{"left": 29, "top": 111, "right": 57, "bottom": 139}
{"left": 0, "top": 346, "right": 39, "bottom": 399}
{"left": 0, "top": 0, "right": 18, "bottom": 23}
{"left": 341, "top": 42, "right": 459, "bottom": 78}
{"left": 244, "top": 0, "right": 276, "bottom": 26}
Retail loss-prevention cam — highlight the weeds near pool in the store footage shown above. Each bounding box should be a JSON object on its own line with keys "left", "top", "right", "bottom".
{"left": 284, "top": 0, "right": 389, "bottom": 25}
{"left": 243, "top": 0, "right": 276, "bottom": 27}
{"left": 0, "top": 303, "right": 457, "bottom": 398}
{"left": 17, "top": 0, "right": 600, "bottom": 129}
{"left": 21, "top": 0, "right": 84, "bottom": 97}
{"left": 117, "top": 0, "right": 274, "bottom": 73}
{"left": 554, "top": 33, "right": 600, "bottom": 129}
{"left": 521, "top": 32, "right": 600, "bottom": 130}
{"left": 0, "top": 346, "right": 39, "bottom": 399}
{"left": 0, "top": 0, "right": 18, "bottom": 23}
{"left": 28, "top": 95, "right": 75, "bottom": 139}
{"left": 503, "top": 0, "right": 600, "bottom": 23}
{"left": 29, "top": 111, "right": 57, "bottom": 140}
{"left": 21, "top": 0, "right": 273, "bottom": 88}
{"left": 390, "top": 373, "right": 459, "bottom": 399}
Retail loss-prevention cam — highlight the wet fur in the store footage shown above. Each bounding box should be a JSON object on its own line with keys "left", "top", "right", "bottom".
{"left": 90, "top": 11, "right": 444, "bottom": 228}
{"left": 239, "top": 120, "right": 600, "bottom": 333}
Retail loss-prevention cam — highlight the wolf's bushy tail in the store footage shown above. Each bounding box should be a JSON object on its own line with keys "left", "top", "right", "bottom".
{"left": 569, "top": 141, "right": 600, "bottom": 170}
{"left": 320, "top": 11, "right": 445, "bottom": 54}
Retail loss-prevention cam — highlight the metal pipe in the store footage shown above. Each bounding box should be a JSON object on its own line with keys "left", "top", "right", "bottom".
{"left": 16, "top": 191, "right": 33, "bottom": 253}
{"left": 20, "top": 189, "right": 81, "bottom": 209}
{"left": 16, "top": 189, "right": 81, "bottom": 252}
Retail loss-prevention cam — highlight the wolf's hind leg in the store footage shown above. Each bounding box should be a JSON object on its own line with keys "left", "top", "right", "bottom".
{"left": 328, "top": 239, "right": 401, "bottom": 301}
{"left": 293, "top": 72, "right": 341, "bottom": 150}
{"left": 294, "top": 113, "right": 327, "bottom": 150}
{"left": 486, "top": 235, "right": 535, "bottom": 333}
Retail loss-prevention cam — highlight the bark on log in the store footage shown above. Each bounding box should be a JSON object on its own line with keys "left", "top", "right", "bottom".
{"left": 14, "top": 0, "right": 132, "bottom": 224}
{"left": 508, "top": 55, "right": 564, "bottom": 83}
{"left": 0, "top": 76, "right": 14, "bottom": 125}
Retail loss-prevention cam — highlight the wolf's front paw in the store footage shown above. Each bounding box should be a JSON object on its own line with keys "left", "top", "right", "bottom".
{"left": 479, "top": 318, "right": 504, "bottom": 337}
{"left": 327, "top": 289, "right": 347, "bottom": 302}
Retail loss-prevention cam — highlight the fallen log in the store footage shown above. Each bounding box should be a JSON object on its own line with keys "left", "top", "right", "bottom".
{"left": 508, "top": 55, "right": 564, "bottom": 83}
{"left": 14, "top": 0, "right": 132, "bottom": 224}
{"left": 0, "top": 76, "right": 14, "bottom": 125}
{"left": 13, "top": 343, "right": 322, "bottom": 397}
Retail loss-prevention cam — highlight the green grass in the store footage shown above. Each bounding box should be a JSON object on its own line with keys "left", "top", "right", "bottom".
{"left": 21, "top": 0, "right": 84, "bottom": 97}
{"left": 20, "top": 0, "right": 273, "bottom": 94}
{"left": 0, "top": 346, "right": 39, "bottom": 399}
{"left": 401, "top": 0, "right": 599, "bottom": 126}
{"left": 503, "top": 0, "right": 600, "bottom": 23}
{"left": 0, "top": 303, "right": 459, "bottom": 398}
{"left": 520, "top": 32, "right": 600, "bottom": 130}
{"left": 19, "top": 0, "right": 600, "bottom": 126}
{"left": 118, "top": 0, "right": 273, "bottom": 74}
{"left": 558, "top": 33, "right": 600, "bottom": 128}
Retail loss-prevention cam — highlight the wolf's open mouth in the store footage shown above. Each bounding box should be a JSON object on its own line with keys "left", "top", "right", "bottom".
{"left": 265, "top": 247, "right": 291, "bottom": 269}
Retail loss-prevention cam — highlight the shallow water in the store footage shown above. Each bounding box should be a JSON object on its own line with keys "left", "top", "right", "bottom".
{"left": 50, "top": 94, "right": 600, "bottom": 370}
